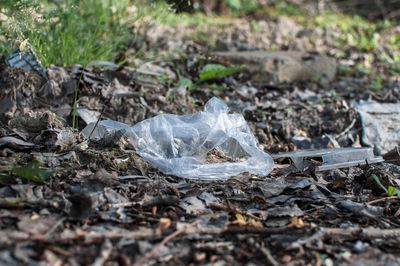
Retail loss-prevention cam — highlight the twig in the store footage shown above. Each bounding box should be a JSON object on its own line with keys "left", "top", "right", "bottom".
{"left": 107, "top": 195, "right": 180, "bottom": 209}
{"left": 47, "top": 245, "right": 71, "bottom": 257}
{"left": 194, "top": 241, "right": 233, "bottom": 249}
{"left": 0, "top": 198, "right": 61, "bottom": 210}
{"left": 334, "top": 118, "right": 356, "bottom": 140}
{"left": 224, "top": 226, "right": 303, "bottom": 235}
{"left": 88, "top": 106, "right": 106, "bottom": 140}
{"left": 245, "top": 211, "right": 263, "bottom": 221}
{"left": 4, "top": 223, "right": 400, "bottom": 247}
{"left": 320, "top": 227, "right": 400, "bottom": 239}
{"left": 134, "top": 221, "right": 201, "bottom": 266}
{"left": 107, "top": 202, "right": 136, "bottom": 209}
{"left": 208, "top": 203, "right": 263, "bottom": 220}
{"left": 259, "top": 246, "right": 279, "bottom": 266}
{"left": 90, "top": 239, "right": 113, "bottom": 266}
{"left": 117, "top": 175, "right": 149, "bottom": 180}
{"left": 365, "top": 196, "right": 399, "bottom": 205}
{"left": 44, "top": 218, "right": 65, "bottom": 238}
{"left": 247, "top": 238, "right": 279, "bottom": 266}
{"left": 141, "top": 195, "right": 180, "bottom": 208}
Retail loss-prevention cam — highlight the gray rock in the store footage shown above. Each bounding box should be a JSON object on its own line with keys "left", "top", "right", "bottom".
{"left": 353, "top": 101, "right": 400, "bottom": 154}
{"left": 213, "top": 51, "right": 337, "bottom": 83}
{"left": 291, "top": 136, "right": 312, "bottom": 149}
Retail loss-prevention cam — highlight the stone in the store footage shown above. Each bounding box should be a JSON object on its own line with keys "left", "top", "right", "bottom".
{"left": 213, "top": 51, "right": 337, "bottom": 83}
{"left": 353, "top": 101, "right": 400, "bottom": 154}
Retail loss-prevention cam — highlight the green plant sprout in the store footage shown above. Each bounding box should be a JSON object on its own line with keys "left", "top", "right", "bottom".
{"left": 371, "top": 173, "right": 400, "bottom": 197}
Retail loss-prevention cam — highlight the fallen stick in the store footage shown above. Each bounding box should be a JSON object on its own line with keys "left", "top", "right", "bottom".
{"left": 365, "top": 196, "right": 399, "bottom": 205}
{"left": 2, "top": 226, "right": 400, "bottom": 245}
{"left": 134, "top": 221, "right": 201, "bottom": 266}
{"left": 90, "top": 239, "right": 112, "bottom": 266}
{"left": 320, "top": 227, "right": 400, "bottom": 239}
{"left": 334, "top": 118, "right": 356, "bottom": 140}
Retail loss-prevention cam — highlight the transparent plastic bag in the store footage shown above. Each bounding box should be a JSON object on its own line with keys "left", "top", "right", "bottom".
{"left": 83, "top": 97, "right": 274, "bottom": 180}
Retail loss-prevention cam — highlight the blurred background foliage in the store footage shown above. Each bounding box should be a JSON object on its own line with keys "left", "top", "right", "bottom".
{"left": 0, "top": 0, "right": 138, "bottom": 66}
{"left": 0, "top": 0, "right": 398, "bottom": 71}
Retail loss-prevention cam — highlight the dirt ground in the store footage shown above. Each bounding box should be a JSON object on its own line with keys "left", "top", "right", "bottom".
{"left": 1, "top": 9, "right": 400, "bottom": 266}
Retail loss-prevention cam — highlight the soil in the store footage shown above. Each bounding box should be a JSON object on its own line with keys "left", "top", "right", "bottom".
{"left": 204, "top": 149, "right": 242, "bottom": 164}
{"left": 1, "top": 7, "right": 400, "bottom": 266}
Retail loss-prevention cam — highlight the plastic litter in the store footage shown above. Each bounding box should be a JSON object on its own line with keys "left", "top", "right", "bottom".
{"left": 82, "top": 97, "right": 274, "bottom": 180}
{"left": 6, "top": 42, "right": 47, "bottom": 79}
{"left": 82, "top": 120, "right": 129, "bottom": 140}
{"left": 76, "top": 108, "right": 101, "bottom": 125}
{"left": 272, "top": 147, "right": 384, "bottom": 171}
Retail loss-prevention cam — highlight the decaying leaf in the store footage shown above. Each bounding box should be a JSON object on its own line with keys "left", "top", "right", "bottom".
{"left": 10, "top": 159, "right": 55, "bottom": 183}
{"left": 159, "top": 218, "right": 172, "bottom": 230}
{"left": 231, "top": 213, "right": 247, "bottom": 226}
{"left": 288, "top": 217, "right": 307, "bottom": 228}
{"left": 0, "top": 136, "right": 34, "bottom": 150}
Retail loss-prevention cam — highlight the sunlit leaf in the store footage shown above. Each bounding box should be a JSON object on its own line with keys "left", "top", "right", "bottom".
{"left": 288, "top": 217, "right": 306, "bottom": 228}
{"left": 235, "top": 213, "right": 245, "bottom": 221}
{"left": 249, "top": 218, "right": 263, "bottom": 228}
{"left": 177, "top": 77, "right": 193, "bottom": 88}
{"left": 388, "top": 186, "right": 400, "bottom": 197}
{"left": 231, "top": 213, "right": 247, "bottom": 226}
{"left": 198, "top": 64, "right": 242, "bottom": 83}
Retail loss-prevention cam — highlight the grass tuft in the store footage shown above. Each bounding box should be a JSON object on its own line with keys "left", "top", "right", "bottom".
{"left": 0, "top": 0, "right": 139, "bottom": 66}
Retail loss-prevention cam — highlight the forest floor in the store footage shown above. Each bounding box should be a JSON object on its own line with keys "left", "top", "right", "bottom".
{"left": 1, "top": 2, "right": 400, "bottom": 265}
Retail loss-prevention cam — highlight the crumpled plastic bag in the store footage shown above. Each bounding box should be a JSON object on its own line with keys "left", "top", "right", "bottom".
{"left": 82, "top": 97, "right": 274, "bottom": 180}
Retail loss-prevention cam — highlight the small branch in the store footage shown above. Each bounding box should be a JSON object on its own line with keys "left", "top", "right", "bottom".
{"left": 134, "top": 221, "right": 201, "bottom": 266}
{"left": 259, "top": 246, "right": 279, "bottom": 266}
{"left": 142, "top": 195, "right": 180, "bottom": 208}
{"left": 88, "top": 106, "right": 105, "bottom": 140}
{"left": 3, "top": 225, "right": 400, "bottom": 246}
{"left": 365, "top": 196, "right": 399, "bottom": 206}
{"left": 334, "top": 118, "right": 356, "bottom": 140}
{"left": 247, "top": 238, "right": 279, "bottom": 266}
{"left": 90, "top": 239, "right": 113, "bottom": 266}
{"left": 224, "top": 226, "right": 304, "bottom": 235}
{"left": 45, "top": 218, "right": 65, "bottom": 238}
{"left": 320, "top": 227, "right": 400, "bottom": 239}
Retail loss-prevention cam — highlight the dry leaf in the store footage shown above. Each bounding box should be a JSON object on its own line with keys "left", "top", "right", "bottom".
{"left": 288, "top": 217, "right": 306, "bottom": 228}
{"left": 159, "top": 218, "right": 172, "bottom": 230}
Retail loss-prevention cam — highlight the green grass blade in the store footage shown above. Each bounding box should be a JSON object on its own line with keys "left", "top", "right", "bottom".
{"left": 371, "top": 173, "right": 388, "bottom": 193}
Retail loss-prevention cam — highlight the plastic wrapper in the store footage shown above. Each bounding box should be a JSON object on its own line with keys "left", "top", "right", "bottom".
{"left": 6, "top": 43, "right": 47, "bottom": 79}
{"left": 82, "top": 97, "right": 274, "bottom": 180}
